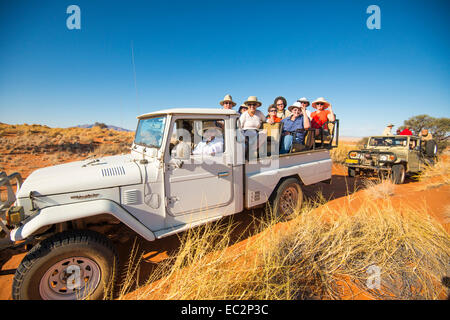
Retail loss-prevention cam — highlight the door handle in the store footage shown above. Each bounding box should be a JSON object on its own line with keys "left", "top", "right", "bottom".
{"left": 218, "top": 171, "right": 230, "bottom": 178}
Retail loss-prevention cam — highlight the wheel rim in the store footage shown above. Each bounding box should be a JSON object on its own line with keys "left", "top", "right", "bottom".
{"left": 39, "top": 256, "right": 101, "bottom": 300}
{"left": 278, "top": 185, "right": 300, "bottom": 216}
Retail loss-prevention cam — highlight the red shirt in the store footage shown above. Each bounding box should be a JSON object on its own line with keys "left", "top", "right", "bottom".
{"left": 400, "top": 128, "right": 412, "bottom": 135}
{"left": 311, "top": 110, "right": 330, "bottom": 129}
{"left": 267, "top": 115, "right": 282, "bottom": 123}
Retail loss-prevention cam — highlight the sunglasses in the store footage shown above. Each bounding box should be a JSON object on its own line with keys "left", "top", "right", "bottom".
{"left": 269, "top": 109, "right": 276, "bottom": 112}
{"left": 247, "top": 104, "right": 257, "bottom": 107}
{"left": 223, "top": 102, "right": 232, "bottom": 104}
{"left": 316, "top": 103, "right": 324, "bottom": 106}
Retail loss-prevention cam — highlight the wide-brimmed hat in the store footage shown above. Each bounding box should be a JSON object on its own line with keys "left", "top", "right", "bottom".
{"left": 297, "top": 97, "right": 310, "bottom": 107}
{"left": 220, "top": 94, "right": 236, "bottom": 107}
{"left": 238, "top": 104, "right": 248, "bottom": 113}
{"left": 244, "top": 96, "right": 262, "bottom": 107}
{"left": 387, "top": 123, "right": 394, "bottom": 127}
{"left": 288, "top": 101, "right": 302, "bottom": 112}
{"left": 311, "top": 97, "right": 330, "bottom": 109}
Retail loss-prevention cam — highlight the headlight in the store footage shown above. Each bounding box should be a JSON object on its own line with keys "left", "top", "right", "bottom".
{"left": 379, "top": 154, "right": 396, "bottom": 162}
{"left": 349, "top": 152, "right": 360, "bottom": 159}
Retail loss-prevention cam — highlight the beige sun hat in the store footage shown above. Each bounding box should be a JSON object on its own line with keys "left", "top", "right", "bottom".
{"left": 311, "top": 97, "right": 330, "bottom": 109}
{"left": 297, "top": 97, "right": 310, "bottom": 107}
{"left": 244, "top": 96, "right": 262, "bottom": 107}
{"left": 288, "top": 101, "right": 302, "bottom": 112}
{"left": 219, "top": 94, "right": 236, "bottom": 107}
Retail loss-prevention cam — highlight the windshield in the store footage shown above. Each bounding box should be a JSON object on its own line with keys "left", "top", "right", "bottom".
{"left": 368, "top": 136, "right": 407, "bottom": 147}
{"left": 134, "top": 116, "right": 166, "bottom": 148}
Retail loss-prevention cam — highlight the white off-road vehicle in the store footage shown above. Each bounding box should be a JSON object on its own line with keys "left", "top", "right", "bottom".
{"left": 0, "top": 108, "right": 338, "bottom": 300}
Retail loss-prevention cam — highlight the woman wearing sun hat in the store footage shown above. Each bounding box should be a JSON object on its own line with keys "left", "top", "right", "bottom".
{"left": 219, "top": 94, "right": 236, "bottom": 110}
{"left": 239, "top": 96, "right": 266, "bottom": 130}
{"left": 310, "top": 97, "right": 335, "bottom": 131}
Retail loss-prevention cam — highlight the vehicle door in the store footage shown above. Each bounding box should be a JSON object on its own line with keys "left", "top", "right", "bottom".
{"left": 408, "top": 137, "right": 420, "bottom": 171}
{"left": 163, "top": 116, "right": 234, "bottom": 218}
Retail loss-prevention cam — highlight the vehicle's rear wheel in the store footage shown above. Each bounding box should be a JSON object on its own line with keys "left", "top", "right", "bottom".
{"left": 12, "top": 230, "right": 118, "bottom": 300}
{"left": 348, "top": 167, "right": 356, "bottom": 178}
{"left": 271, "top": 178, "right": 303, "bottom": 218}
{"left": 391, "top": 164, "right": 406, "bottom": 184}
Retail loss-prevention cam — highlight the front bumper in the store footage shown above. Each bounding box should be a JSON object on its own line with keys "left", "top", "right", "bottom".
{"left": 345, "top": 163, "right": 392, "bottom": 171}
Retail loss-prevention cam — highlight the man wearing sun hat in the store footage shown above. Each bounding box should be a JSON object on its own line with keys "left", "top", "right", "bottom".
{"left": 382, "top": 123, "right": 394, "bottom": 136}
{"left": 280, "top": 101, "right": 311, "bottom": 154}
{"left": 297, "top": 97, "right": 312, "bottom": 119}
{"left": 219, "top": 94, "right": 236, "bottom": 110}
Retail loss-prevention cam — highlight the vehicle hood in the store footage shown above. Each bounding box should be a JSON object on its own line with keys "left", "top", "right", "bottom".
{"left": 17, "top": 154, "right": 142, "bottom": 198}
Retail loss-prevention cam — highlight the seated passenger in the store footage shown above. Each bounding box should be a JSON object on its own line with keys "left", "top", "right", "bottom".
{"left": 310, "top": 97, "right": 335, "bottom": 136}
{"left": 173, "top": 136, "right": 191, "bottom": 159}
{"left": 297, "top": 97, "right": 312, "bottom": 120}
{"left": 220, "top": 94, "right": 236, "bottom": 110}
{"left": 399, "top": 126, "right": 413, "bottom": 135}
{"left": 273, "top": 96, "right": 291, "bottom": 120}
{"left": 280, "top": 102, "right": 311, "bottom": 154}
{"left": 266, "top": 105, "right": 282, "bottom": 124}
{"left": 192, "top": 127, "right": 224, "bottom": 156}
{"left": 238, "top": 103, "right": 248, "bottom": 115}
{"left": 239, "top": 96, "right": 266, "bottom": 130}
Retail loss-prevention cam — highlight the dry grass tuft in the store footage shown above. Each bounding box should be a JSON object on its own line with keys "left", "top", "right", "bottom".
{"left": 363, "top": 179, "right": 395, "bottom": 199}
{"left": 116, "top": 196, "right": 449, "bottom": 300}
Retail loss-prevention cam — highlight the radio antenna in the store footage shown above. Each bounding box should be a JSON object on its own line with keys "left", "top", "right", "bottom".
{"left": 131, "top": 40, "right": 140, "bottom": 115}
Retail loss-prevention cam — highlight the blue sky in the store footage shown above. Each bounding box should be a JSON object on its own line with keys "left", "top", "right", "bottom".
{"left": 0, "top": 0, "right": 449, "bottom": 136}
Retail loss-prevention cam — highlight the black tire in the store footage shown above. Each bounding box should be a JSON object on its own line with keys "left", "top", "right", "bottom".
{"left": 271, "top": 178, "right": 303, "bottom": 218}
{"left": 348, "top": 167, "right": 356, "bottom": 178}
{"left": 391, "top": 164, "right": 406, "bottom": 184}
{"left": 12, "top": 230, "right": 118, "bottom": 300}
{"left": 425, "top": 140, "right": 437, "bottom": 157}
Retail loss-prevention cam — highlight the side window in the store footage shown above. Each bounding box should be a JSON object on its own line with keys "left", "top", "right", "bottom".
{"left": 170, "top": 119, "right": 225, "bottom": 159}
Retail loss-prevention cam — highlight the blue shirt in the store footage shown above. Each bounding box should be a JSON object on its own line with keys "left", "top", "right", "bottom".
{"left": 281, "top": 115, "right": 305, "bottom": 143}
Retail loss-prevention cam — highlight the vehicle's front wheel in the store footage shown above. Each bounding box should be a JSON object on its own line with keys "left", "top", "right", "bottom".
{"left": 271, "top": 178, "right": 303, "bottom": 218}
{"left": 12, "top": 230, "right": 118, "bottom": 300}
{"left": 391, "top": 164, "right": 406, "bottom": 184}
{"left": 348, "top": 167, "right": 356, "bottom": 178}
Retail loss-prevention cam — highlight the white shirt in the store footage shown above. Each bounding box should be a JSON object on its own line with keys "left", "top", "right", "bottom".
{"left": 192, "top": 137, "right": 224, "bottom": 155}
{"left": 239, "top": 110, "right": 266, "bottom": 130}
{"left": 173, "top": 141, "right": 191, "bottom": 159}
{"left": 382, "top": 127, "right": 393, "bottom": 136}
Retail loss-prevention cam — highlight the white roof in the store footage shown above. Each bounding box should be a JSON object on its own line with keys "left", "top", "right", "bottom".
{"left": 137, "top": 108, "right": 237, "bottom": 119}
